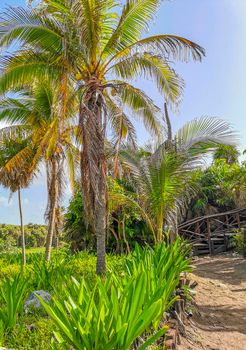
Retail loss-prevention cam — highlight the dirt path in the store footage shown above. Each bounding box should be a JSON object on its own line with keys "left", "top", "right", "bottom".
{"left": 178, "top": 254, "right": 246, "bottom": 350}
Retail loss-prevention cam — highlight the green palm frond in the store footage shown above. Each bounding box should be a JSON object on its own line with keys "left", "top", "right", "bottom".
{"left": 109, "top": 54, "right": 184, "bottom": 103}
{"left": 102, "top": 0, "right": 160, "bottom": 57}
{"left": 149, "top": 153, "right": 189, "bottom": 212}
{"left": 0, "top": 7, "right": 62, "bottom": 53}
{"left": 108, "top": 184, "right": 155, "bottom": 240}
{"left": 0, "top": 97, "right": 33, "bottom": 124}
{"left": 175, "top": 116, "right": 238, "bottom": 155}
{"left": 71, "top": 0, "right": 117, "bottom": 65}
{"left": 108, "top": 81, "right": 161, "bottom": 136}
{"left": 0, "top": 52, "right": 60, "bottom": 93}
{"left": 113, "top": 34, "right": 205, "bottom": 63}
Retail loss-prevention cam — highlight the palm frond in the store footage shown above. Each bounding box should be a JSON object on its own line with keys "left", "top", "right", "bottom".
{"left": 0, "top": 52, "right": 60, "bottom": 93}
{"left": 112, "top": 34, "right": 205, "bottom": 63}
{"left": 108, "top": 81, "right": 161, "bottom": 136}
{"left": 0, "top": 133, "right": 37, "bottom": 192}
{"left": 176, "top": 117, "right": 238, "bottom": 155}
{"left": 109, "top": 54, "right": 184, "bottom": 103}
{"left": 102, "top": 0, "right": 160, "bottom": 57}
{"left": 0, "top": 7, "right": 62, "bottom": 53}
{"left": 105, "top": 94, "right": 137, "bottom": 148}
{"left": 0, "top": 97, "right": 33, "bottom": 124}
{"left": 71, "top": 0, "right": 116, "bottom": 65}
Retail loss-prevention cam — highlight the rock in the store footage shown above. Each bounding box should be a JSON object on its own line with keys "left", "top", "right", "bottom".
{"left": 24, "top": 290, "right": 52, "bottom": 313}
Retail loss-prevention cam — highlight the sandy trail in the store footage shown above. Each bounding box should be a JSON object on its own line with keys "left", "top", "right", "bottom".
{"left": 178, "top": 254, "right": 246, "bottom": 350}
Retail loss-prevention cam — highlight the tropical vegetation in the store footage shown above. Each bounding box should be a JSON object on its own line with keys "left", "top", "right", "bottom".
{"left": 0, "top": 0, "right": 243, "bottom": 349}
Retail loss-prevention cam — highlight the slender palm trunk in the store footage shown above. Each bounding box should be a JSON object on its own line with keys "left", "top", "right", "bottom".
{"left": 18, "top": 188, "right": 26, "bottom": 266}
{"left": 80, "top": 89, "right": 107, "bottom": 275}
{"left": 55, "top": 234, "right": 59, "bottom": 253}
{"left": 95, "top": 178, "right": 107, "bottom": 274}
{"left": 45, "top": 157, "right": 58, "bottom": 261}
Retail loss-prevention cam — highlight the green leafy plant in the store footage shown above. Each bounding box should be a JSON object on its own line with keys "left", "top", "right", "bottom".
{"left": 0, "top": 274, "right": 28, "bottom": 331}
{"left": 37, "top": 241, "right": 190, "bottom": 349}
{"left": 30, "top": 254, "right": 68, "bottom": 290}
{"left": 38, "top": 275, "right": 167, "bottom": 350}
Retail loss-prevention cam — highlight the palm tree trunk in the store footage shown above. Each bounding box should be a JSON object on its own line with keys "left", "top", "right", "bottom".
{"left": 18, "top": 188, "right": 26, "bottom": 266}
{"left": 95, "top": 179, "right": 106, "bottom": 274}
{"left": 45, "top": 157, "right": 58, "bottom": 261}
{"left": 55, "top": 234, "right": 59, "bottom": 253}
{"left": 95, "top": 106, "right": 107, "bottom": 275}
{"left": 80, "top": 90, "right": 107, "bottom": 275}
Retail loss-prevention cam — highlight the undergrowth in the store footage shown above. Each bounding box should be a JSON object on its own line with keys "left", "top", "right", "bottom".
{"left": 0, "top": 241, "right": 190, "bottom": 349}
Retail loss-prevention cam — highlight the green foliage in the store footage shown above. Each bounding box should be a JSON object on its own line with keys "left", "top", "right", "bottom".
{"left": 192, "top": 159, "right": 246, "bottom": 214}
{"left": 0, "top": 236, "right": 18, "bottom": 254}
{"left": 3, "top": 317, "right": 54, "bottom": 350}
{"left": 213, "top": 144, "right": 240, "bottom": 164}
{"left": 29, "top": 254, "right": 66, "bottom": 291}
{"left": 0, "top": 223, "right": 47, "bottom": 249}
{"left": 0, "top": 242, "right": 191, "bottom": 349}
{"left": 64, "top": 181, "right": 152, "bottom": 253}
{"left": 37, "top": 241, "right": 189, "bottom": 350}
{"left": 0, "top": 274, "right": 28, "bottom": 331}
{"left": 232, "top": 230, "right": 246, "bottom": 254}
{"left": 63, "top": 187, "right": 93, "bottom": 252}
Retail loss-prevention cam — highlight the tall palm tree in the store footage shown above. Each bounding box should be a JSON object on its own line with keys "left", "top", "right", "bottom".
{"left": 0, "top": 0, "right": 205, "bottom": 274}
{"left": 0, "top": 131, "right": 36, "bottom": 265}
{"left": 0, "top": 83, "right": 78, "bottom": 261}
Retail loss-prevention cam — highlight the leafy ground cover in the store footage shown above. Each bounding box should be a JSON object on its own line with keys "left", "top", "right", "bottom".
{"left": 0, "top": 240, "right": 190, "bottom": 349}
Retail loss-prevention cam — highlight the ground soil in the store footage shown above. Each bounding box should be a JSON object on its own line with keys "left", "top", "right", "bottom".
{"left": 178, "top": 253, "right": 246, "bottom": 350}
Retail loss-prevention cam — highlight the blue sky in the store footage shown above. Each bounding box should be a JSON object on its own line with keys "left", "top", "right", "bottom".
{"left": 0, "top": 0, "right": 246, "bottom": 224}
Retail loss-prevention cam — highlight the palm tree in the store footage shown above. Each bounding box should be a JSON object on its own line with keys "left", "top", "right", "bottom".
{"left": 0, "top": 131, "right": 36, "bottom": 265}
{"left": 0, "top": 0, "right": 205, "bottom": 274}
{"left": 0, "top": 83, "right": 78, "bottom": 261}
{"left": 122, "top": 117, "right": 236, "bottom": 242}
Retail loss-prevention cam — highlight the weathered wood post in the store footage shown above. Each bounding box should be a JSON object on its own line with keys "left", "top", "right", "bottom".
{"left": 224, "top": 214, "right": 229, "bottom": 250}
{"left": 244, "top": 226, "right": 246, "bottom": 258}
{"left": 207, "top": 218, "right": 213, "bottom": 255}
{"left": 236, "top": 213, "right": 241, "bottom": 228}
